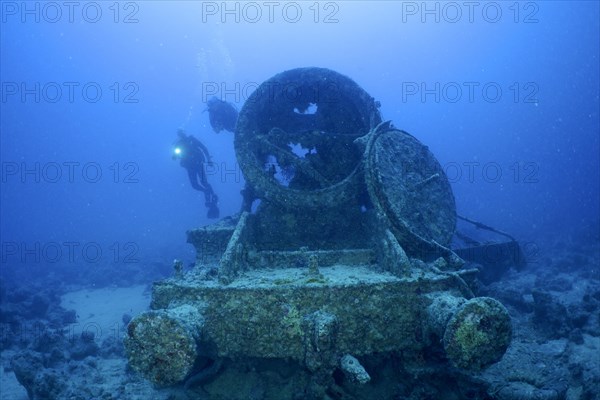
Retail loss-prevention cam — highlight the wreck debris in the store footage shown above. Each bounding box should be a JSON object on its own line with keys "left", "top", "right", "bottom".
{"left": 124, "top": 68, "right": 512, "bottom": 394}
{"left": 340, "top": 354, "right": 371, "bottom": 384}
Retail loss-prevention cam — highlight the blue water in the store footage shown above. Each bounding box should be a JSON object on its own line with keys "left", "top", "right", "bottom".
{"left": 1, "top": 1, "right": 598, "bottom": 278}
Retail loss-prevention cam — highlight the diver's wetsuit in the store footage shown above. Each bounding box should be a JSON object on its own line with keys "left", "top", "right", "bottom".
{"left": 206, "top": 97, "right": 238, "bottom": 133}
{"left": 174, "top": 131, "right": 220, "bottom": 219}
{"left": 204, "top": 98, "right": 256, "bottom": 211}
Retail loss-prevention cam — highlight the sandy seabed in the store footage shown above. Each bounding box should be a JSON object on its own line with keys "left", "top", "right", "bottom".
{"left": 1, "top": 285, "right": 150, "bottom": 400}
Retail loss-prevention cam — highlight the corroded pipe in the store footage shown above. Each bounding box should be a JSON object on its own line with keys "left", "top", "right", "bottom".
{"left": 426, "top": 295, "right": 512, "bottom": 370}
{"left": 123, "top": 305, "right": 204, "bottom": 386}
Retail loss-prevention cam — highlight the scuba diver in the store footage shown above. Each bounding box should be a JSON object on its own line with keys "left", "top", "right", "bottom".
{"left": 205, "top": 96, "right": 239, "bottom": 133}
{"left": 173, "top": 129, "right": 220, "bottom": 219}
{"left": 205, "top": 97, "right": 257, "bottom": 211}
{"left": 205, "top": 96, "right": 256, "bottom": 211}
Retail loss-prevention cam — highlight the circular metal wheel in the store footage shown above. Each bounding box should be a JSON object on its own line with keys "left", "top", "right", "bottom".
{"left": 235, "top": 67, "right": 381, "bottom": 209}
{"left": 365, "top": 123, "right": 456, "bottom": 253}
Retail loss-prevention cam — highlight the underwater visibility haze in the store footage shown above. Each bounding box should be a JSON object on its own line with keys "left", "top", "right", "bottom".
{"left": 0, "top": 2, "right": 599, "bottom": 399}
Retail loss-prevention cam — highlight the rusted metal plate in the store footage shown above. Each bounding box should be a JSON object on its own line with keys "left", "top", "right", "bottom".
{"left": 366, "top": 126, "right": 456, "bottom": 253}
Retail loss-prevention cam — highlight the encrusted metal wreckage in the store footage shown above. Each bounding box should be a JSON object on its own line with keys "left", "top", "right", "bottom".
{"left": 124, "top": 67, "right": 512, "bottom": 396}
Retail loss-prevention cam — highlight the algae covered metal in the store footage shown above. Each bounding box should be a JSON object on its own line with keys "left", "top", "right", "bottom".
{"left": 124, "top": 67, "right": 512, "bottom": 395}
